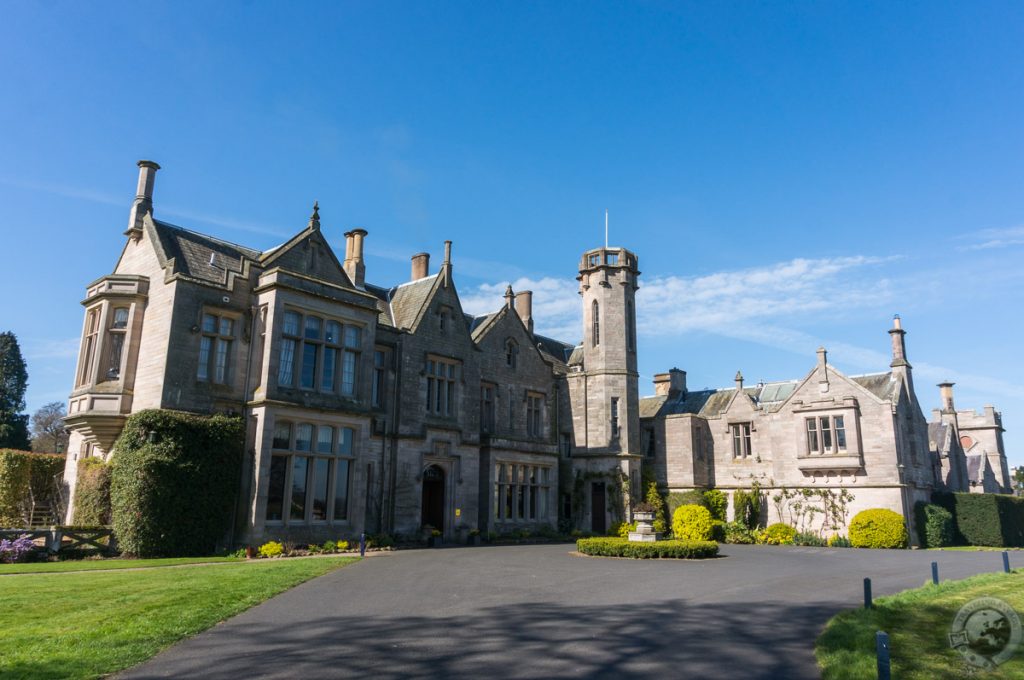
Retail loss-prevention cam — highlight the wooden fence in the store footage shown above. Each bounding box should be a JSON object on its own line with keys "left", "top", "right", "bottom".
{"left": 0, "top": 527, "right": 116, "bottom": 554}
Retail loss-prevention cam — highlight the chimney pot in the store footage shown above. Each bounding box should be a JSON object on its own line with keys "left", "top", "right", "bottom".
{"left": 653, "top": 368, "right": 687, "bottom": 398}
{"left": 514, "top": 290, "right": 534, "bottom": 334}
{"left": 127, "top": 160, "right": 160, "bottom": 235}
{"left": 938, "top": 382, "right": 955, "bottom": 413}
{"left": 411, "top": 252, "right": 430, "bottom": 281}
{"left": 343, "top": 228, "right": 368, "bottom": 288}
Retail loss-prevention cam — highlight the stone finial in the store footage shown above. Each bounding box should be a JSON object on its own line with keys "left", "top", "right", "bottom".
{"left": 504, "top": 284, "right": 515, "bottom": 309}
{"left": 308, "top": 201, "right": 320, "bottom": 231}
{"left": 735, "top": 371, "right": 744, "bottom": 390}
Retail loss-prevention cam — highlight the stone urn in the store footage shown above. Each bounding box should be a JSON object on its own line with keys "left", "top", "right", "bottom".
{"left": 629, "top": 511, "right": 661, "bottom": 543}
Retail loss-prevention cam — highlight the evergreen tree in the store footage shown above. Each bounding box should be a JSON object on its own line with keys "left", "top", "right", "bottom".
{"left": 0, "top": 331, "right": 30, "bottom": 450}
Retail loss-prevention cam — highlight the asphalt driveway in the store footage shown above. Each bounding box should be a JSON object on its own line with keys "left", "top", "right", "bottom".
{"left": 120, "top": 544, "right": 1017, "bottom": 679}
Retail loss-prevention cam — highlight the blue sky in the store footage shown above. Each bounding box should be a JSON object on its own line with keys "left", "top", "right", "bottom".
{"left": 1, "top": 2, "right": 1022, "bottom": 465}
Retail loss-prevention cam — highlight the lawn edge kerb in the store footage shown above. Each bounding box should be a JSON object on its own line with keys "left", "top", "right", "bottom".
{"left": 814, "top": 569, "right": 1024, "bottom": 680}
{"left": 576, "top": 537, "right": 718, "bottom": 559}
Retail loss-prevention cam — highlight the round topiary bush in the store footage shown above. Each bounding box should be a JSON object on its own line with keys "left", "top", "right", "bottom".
{"left": 849, "top": 508, "right": 909, "bottom": 549}
{"left": 757, "top": 522, "right": 797, "bottom": 545}
{"left": 672, "top": 504, "right": 714, "bottom": 541}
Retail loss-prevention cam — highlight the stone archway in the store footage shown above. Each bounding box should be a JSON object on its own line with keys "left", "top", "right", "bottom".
{"left": 421, "top": 465, "right": 445, "bottom": 532}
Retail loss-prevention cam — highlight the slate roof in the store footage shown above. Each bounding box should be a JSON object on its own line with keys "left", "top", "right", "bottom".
{"left": 535, "top": 334, "right": 575, "bottom": 366}
{"left": 929, "top": 422, "right": 950, "bottom": 454}
{"left": 364, "top": 283, "right": 396, "bottom": 328}
{"left": 152, "top": 219, "right": 260, "bottom": 286}
{"left": 387, "top": 275, "right": 440, "bottom": 330}
{"left": 639, "top": 379, "right": 805, "bottom": 419}
{"left": 850, "top": 372, "right": 898, "bottom": 401}
{"left": 567, "top": 345, "right": 584, "bottom": 368}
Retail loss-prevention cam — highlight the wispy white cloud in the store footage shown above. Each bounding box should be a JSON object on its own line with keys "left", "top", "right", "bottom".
{"left": 24, "top": 337, "right": 80, "bottom": 361}
{"left": 959, "top": 225, "right": 1024, "bottom": 251}
{"left": 0, "top": 176, "right": 122, "bottom": 206}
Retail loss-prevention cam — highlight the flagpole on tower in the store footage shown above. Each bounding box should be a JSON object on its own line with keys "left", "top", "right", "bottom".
{"left": 605, "top": 209, "right": 608, "bottom": 249}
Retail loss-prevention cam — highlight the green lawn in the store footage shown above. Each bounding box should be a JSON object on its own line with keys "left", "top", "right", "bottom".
{"left": 0, "top": 556, "right": 357, "bottom": 679}
{"left": 817, "top": 570, "right": 1024, "bottom": 679}
{"left": 0, "top": 556, "right": 243, "bottom": 575}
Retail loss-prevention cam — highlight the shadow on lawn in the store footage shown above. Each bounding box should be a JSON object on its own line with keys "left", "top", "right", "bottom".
{"left": 117, "top": 599, "right": 840, "bottom": 680}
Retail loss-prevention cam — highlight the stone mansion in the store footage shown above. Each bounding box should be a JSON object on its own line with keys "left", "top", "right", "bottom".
{"left": 61, "top": 161, "right": 1013, "bottom": 544}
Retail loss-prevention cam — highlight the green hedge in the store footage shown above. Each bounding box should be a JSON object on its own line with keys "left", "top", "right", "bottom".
{"left": 110, "top": 410, "right": 244, "bottom": 557}
{"left": 849, "top": 508, "right": 909, "bottom": 549}
{"left": 913, "top": 501, "right": 955, "bottom": 548}
{"left": 933, "top": 491, "right": 1024, "bottom": 547}
{"left": 667, "top": 489, "right": 706, "bottom": 519}
{"left": 0, "top": 450, "right": 66, "bottom": 526}
{"left": 74, "top": 458, "right": 112, "bottom": 525}
{"left": 577, "top": 537, "right": 719, "bottom": 559}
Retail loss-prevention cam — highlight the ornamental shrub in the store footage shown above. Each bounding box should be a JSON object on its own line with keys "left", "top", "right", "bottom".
{"left": 733, "top": 487, "right": 763, "bottom": 530}
{"left": 258, "top": 540, "right": 284, "bottom": 558}
{"left": 576, "top": 536, "right": 718, "bottom": 559}
{"left": 0, "top": 534, "right": 36, "bottom": 563}
{"left": 28, "top": 453, "right": 64, "bottom": 507}
{"left": 758, "top": 523, "right": 797, "bottom": 545}
{"left": 710, "top": 519, "right": 726, "bottom": 542}
{"left": 703, "top": 489, "right": 727, "bottom": 522}
{"left": 611, "top": 521, "right": 637, "bottom": 538}
{"left": 73, "top": 457, "right": 112, "bottom": 525}
{"left": 794, "top": 531, "right": 826, "bottom": 547}
{"left": 672, "top": 504, "right": 714, "bottom": 542}
{"left": 667, "top": 489, "right": 706, "bottom": 519}
{"left": 723, "top": 521, "right": 756, "bottom": 544}
{"left": 827, "top": 534, "right": 852, "bottom": 548}
{"left": 0, "top": 450, "right": 32, "bottom": 525}
{"left": 110, "top": 409, "right": 244, "bottom": 557}
{"left": 849, "top": 508, "right": 909, "bottom": 549}
{"left": 336, "top": 540, "right": 350, "bottom": 552}
{"left": 914, "top": 502, "right": 955, "bottom": 548}
{"left": 932, "top": 491, "right": 1024, "bottom": 547}
{"left": 644, "top": 480, "right": 668, "bottom": 534}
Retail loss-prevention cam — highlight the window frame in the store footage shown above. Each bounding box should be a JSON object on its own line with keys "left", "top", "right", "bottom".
{"left": 494, "top": 462, "right": 551, "bottom": 523}
{"left": 197, "top": 310, "right": 237, "bottom": 385}
{"left": 804, "top": 414, "right": 849, "bottom": 455}
{"left": 730, "top": 422, "right": 753, "bottom": 459}
{"left": 425, "top": 356, "right": 459, "bottom": 417}
{"left": 277, "top": 308, "right": 362, "bottom": 398}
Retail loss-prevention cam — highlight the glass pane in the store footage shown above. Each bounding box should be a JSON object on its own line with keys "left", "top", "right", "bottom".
{"left": 278, "top": 338, "right": 296, "bottom": 386}
{"left": 107, "top": 333, "right": 125, "bottom": 378}
{"left": 219, "top": 317, "right": 234, "bottom": 336}
{"left": 333, "top": 459, "right": 350, "bottom": 520}
{"left": 301, "top": 343, "right": 317, "bottom": 389}
{"left": 197, "top": 337, "right": 211, "bottom": 380}
{"left": 317, "top": 426, "right": 334, "bottom": 454}
{"left": 312, "top": 458, "right": 329, "bottom": 521}
{"left": 338, "top": 427, "right": 354, "bottom": 456}
{"left": 806, "top": 418, "right": 818, "bottom": 453}
{"left": 112, "top": 308, "right": 129, "bottom": 329}
{"left": 304, "top": 316, "right": 322, "bottom": 340}
{"left": 214, "top": 338, "right": 230, "bottom": 383}
{"left": 265, "top": 455, "right": 287, "bottom": 521}
{"left": 283, "top": 311, "right": 301, "bottom": 336}
{"left": 834, "top": 416, "right": 847, "bottom": 450}
{"left": 325, "top": 321, "right": 341, "bottom": 344}
{"left": 202, "top": 314, "right": 217, "bottom": 333}
{"left": 374, "top": 350, "right": 385, "bottom": 367}
{"left": 295, "top": 424, "right": 313, "bottom": 451}
{"left": 344, "top": 325, "right": 361, "bottom": 348}
{"left": 322, "top": 347, "right": 337, "bottom": 391}
{"left": 290, "top": 456, "right": 308, "bottom": 521}
{"left": 272, "top": 422, "right": 291, "bottom": 449}
{"left": 341, "top": 351, "right": 356, "bottom": 396}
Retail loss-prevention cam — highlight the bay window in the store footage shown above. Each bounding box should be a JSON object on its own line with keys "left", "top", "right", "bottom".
{"left": 265, "top": 419, "right": 355, "bottom": 524}
{"left": 806, "top": 415, "right": 847, "bottom": 454}
{"left": 277, "top": 309, "right": 361, "bottom": 397}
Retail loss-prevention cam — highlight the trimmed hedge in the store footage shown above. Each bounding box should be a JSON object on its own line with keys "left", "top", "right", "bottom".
{"left": 73, "top": 458, "right": 112, "bottom": 525}
{"left": 849, "top": 508, "right": 909, "bottom": 549}
{"left": 667, "top": 489, "right": 706, "bottom": 518}
{"left": 933, "top": 491, "right": 1024, "bottom": 547}
{"left": 672, "top": 504, "right": 714, "bottom": 541}
{"left": 0, "top": 450, "right": 66, "bottom": 526}
{"left": 913, "top": 501, "right": 955, "bottom": 548}
{"left": 110, "top": 409, "right": 244, "bottom": 557}
{"left": 577, "top": 537, "right": 719, "bottom": 559}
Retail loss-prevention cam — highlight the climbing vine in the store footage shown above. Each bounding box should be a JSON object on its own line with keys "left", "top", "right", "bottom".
{"left": 571, "top": 467, "right": 631, "bottom": 527}
{"left": 770, "top": 487, "right": 855, "bottom": 535}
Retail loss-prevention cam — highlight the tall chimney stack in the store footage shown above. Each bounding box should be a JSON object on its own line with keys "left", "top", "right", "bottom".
{"left": 514, "top": 290, "right": 534, "bottom": 334}
{"left": 411, "top": 252, "right": 430, "bottom": 281}
{"left": 938, "top": 382, "right": 955, "bottom": 413}
{"left": 343, "top": 228, "right": 367, "bottom": 288}
{"left": 127, "top": 160, "right": 160, "bottom": 237}
{"left": 889, "top": 314, "right": 909, "bottom": 367}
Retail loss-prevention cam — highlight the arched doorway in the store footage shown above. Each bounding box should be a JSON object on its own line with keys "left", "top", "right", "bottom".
{"left": 421, "top": 465, "right": 445, "bottom": 532}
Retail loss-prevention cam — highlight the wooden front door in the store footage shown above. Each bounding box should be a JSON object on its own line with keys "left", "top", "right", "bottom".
{"left": 421, "top": 465, "right": 445, "bottom": 532}
{"left": 591, "top": 482, "right": 606, "bottom": 534}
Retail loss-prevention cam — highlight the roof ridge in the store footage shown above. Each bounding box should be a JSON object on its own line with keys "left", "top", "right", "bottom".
{"left": 152, "top": 219, "right": 262, "bottom": 257}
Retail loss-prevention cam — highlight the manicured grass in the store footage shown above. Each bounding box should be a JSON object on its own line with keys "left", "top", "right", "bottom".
{"left": 0, "top": 556, "right": 357, "bottom": 679}
{"left": 816, "top": 570, "right": 1024, "bottom": 679}
{"left": 929, "top": 546, "right": 1023, "bottom": 552}
{"left": 0, "top": 556, "right": 243, "bottom": 575}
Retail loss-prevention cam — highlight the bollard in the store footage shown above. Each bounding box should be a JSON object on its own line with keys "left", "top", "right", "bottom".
{"left": 864, "top": 577, "right": 873, "bottom": 609}
{"left": 1004, "top": 551, "right": 1011, "bottom": 574}
{"left": 876, "top": 631, "right": 891, "bottom": 680}
{"left": 931, "top": 561, "right": 939, "bottom": 585}
{"left": 360, "top": 532, "right": 366, "bottom": 557}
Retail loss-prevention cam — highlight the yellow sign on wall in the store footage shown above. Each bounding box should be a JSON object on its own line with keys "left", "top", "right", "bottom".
{"left": 455, "top": 508, "right": 461, "bottom": 517}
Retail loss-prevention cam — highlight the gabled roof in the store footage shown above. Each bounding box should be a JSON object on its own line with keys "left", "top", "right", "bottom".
{"left": 151, "top": 218, "right": 260, "bottom": 287}
{"left": 364, "top": 282, "right": 396, "bottom": 328}
{"left": 850, "top": 372, "right": 898, "bottom": 401}
{"left": 388, "top": 274, "right": 441, "bottom": 330}
{"left": 535, "top": 334, "right": 575, "bottom": 367}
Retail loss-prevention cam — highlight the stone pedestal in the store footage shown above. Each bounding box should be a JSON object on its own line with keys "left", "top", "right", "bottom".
{"left": 628, "top": 512, "right": 662, "bottom": 542}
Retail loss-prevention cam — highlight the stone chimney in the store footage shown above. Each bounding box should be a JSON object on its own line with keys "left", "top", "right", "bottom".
{"left": 411, "top": 252, "right": 430, "bottom": 281}
{"left": 515, "top": 290, "right": 534, "bottom": 334}
{"left": 938, "top": 382, "right": 955, "bottom": 413}
{"left": 343, "top": 228, "right": 367, "bottom": 288}
{"left": 889, "top": 314, "right": 909, "bottom": 367}
{"left": 126, "top": 160, "right": 160, "bottom": 237}
{"left": 653, "top": 368, "right": 686, "bottom": 398}
{"left": 817, "top": 347, "right": 829, "bottom": 393}
{"left": 442, "top": 240, "right": 452, "bottom": 287}
{"left": 735, "top": 371, "right": 744, "bottom": 390}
